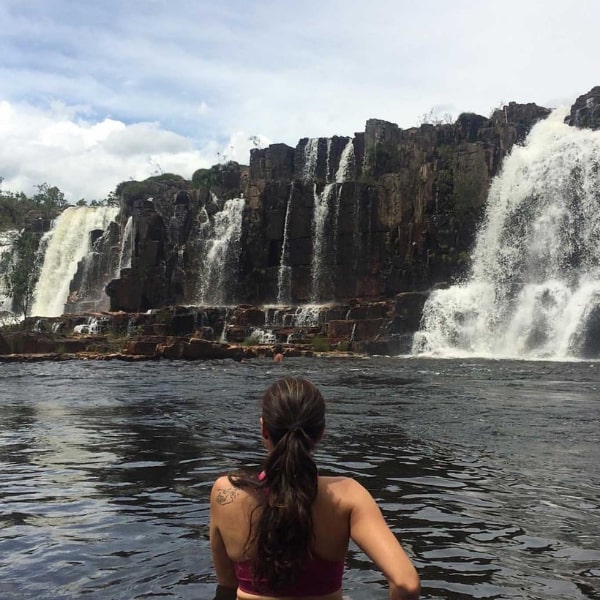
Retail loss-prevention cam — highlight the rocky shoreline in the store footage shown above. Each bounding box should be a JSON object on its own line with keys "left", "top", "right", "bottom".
{"left": 0, "top": 332, "right": 361, "bottom": 362}
{"left": 0, "top": 339, "right": 356, "bottom": 363}
{"left": 0, "top": 296, "right": 424, "bottom": 362}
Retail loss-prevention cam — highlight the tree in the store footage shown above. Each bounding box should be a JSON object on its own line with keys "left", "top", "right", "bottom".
{"left": 33, "top": 183, "right": 68, "bottom": 210}
{"left": 0, "top": 231, "right": 42, "bottom": 319}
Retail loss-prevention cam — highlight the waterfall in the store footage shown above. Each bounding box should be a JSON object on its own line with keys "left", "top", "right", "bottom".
{"left": 302, "top": 138, "right": 320, "bottom": 182}
{"left": 32, "top": 206, "right": 119, "bottom": 317}
{"left": 310, "top": 138, "right": 355, "bottom": 302}
{"left": 0, "top": 230, "right": 18, "bottom": 313}
{"left": 117, "top": 216, "right": 134, "bottom": 273}
{"left": 413, "top": 109, "right": 600, "bottom": 359}
{"left": 310, "top": 183, "right": 336, "bottom": 302}
{"left": 331, "top": 140, "right": 355, "bottom": 287}
{"left": 335, "top": 139, "right": 355, "bottom": 183}
{"left": 196, "top": 197, "right": 245, "bottom": 305}
{"left": 277, "top": 183, "right": 294, "bottom": 304}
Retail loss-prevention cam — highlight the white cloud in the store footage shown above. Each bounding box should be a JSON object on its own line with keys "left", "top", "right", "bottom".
{"left": 0, "top": 101, "right": 215, "bottom": 201}
{"left": 0, "top": 0, "right": 599, "bottom": 201}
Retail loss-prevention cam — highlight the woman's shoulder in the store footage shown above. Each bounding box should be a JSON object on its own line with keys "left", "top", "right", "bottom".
{"left": 318, "top": 475, "right": 369, "bottom": 499}
{"left": 211, "top": 474, "right": 254, "bottom": 509}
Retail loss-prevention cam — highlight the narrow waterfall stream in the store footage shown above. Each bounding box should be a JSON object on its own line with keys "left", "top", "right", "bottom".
{"left": 309, "top": 138, "right": 355, "bottom": 302}
{"left": 196, "top": 197, "right": 245, "bottom": 305}
{"left": 276, "top": 183, "right": 294, "bottom": 304}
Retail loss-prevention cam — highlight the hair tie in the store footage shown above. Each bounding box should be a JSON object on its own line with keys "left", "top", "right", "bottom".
{"left": 288, "top": 423, "right": 304, "bottom": 435}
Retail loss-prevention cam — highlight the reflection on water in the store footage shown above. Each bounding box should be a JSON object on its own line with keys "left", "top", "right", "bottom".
{"left": 0, "top": 358, "right": 599, "bottom": 599}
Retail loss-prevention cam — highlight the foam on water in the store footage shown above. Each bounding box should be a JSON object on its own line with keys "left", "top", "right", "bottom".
{"left": 414, "top": 109, "right": 600, "bottom": 359}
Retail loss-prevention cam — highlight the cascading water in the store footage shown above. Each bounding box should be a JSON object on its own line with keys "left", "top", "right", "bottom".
{"left": 302, "top": 138, "right": 320, "bottom": 182}
{"left": 32, "top": 206, "right": 119, "bottom": 317}
{"left": 310, "top": 182, "right": 336, "bottom": 302}
{"left": 301, "top": 137, "right": 328, "bottom": 302}
{"left": 276, "top": 183, "right": 294, "bottom": 304}
{"left": 196, "top": 197, "right": 245, "bottom": 305}
{"left": 310, "top": 138, "right": 355, "bottom": 302}
{"left": 117, "top": 216, "right": 134, "bottom": 274}
{"left": 336, "top": 138, "right": 356, "bottom": 183}
{"left": 331, "top": 139, "right": 355, "bottom": 275}
{"left": 413, "top": 109, "right": 600, "bottom": 359}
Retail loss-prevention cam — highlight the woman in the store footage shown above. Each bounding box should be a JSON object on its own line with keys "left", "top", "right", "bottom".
{"left": 210, "top": 377, "right": 420, "bottom": 600}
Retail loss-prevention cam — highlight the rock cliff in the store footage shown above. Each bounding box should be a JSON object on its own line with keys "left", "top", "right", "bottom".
{"left": 6, "top": 87, "right": 600, "bottom": 358}
{"left": 97, "top": 102, "right": 551, "bottom": 312}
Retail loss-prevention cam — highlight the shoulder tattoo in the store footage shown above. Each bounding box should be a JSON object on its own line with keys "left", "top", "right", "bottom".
{"left": 215, "top": 486, "right": 240, "bottom": 505}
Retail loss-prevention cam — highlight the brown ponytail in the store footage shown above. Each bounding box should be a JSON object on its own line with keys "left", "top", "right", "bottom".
{"left": 230, "top": 377, "right": 325, "bottom": 591}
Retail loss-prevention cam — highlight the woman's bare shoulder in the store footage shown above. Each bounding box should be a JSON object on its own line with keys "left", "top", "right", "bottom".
{"left": 318, "top": 475, "right": 366, "bottom": 496}
{"left": 211, "top": 475, "right": 251, "bottom": 508}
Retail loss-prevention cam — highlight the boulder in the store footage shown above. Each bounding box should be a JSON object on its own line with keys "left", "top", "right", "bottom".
{"left": 564, "top": 86, "right": 600, "bottom": 130}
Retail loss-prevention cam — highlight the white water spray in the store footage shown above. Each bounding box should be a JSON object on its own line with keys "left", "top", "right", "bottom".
{"left": 32, "top": 206, "right": 119, "bottom": 317}
{"left": 197, "top": 197, "right": 245, "bottom": 305}
{"left": 277, "top": 183, "right": 294, "bottom": 304}
{"left": 302, "top": 139, "right": 320, "bottom": 183}
{"left": 413, "top": 110, "right": 600, "bottom": 359}
{"left": 117, "top": 216, "right": 134, "bottom": 273}
{"left": 310, "top": 139, "right": 355, "bottom": 302}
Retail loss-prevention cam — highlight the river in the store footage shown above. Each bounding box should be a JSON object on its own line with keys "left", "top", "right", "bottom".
{"left": 1, "top": 357, "right": 598, "bottom": 599}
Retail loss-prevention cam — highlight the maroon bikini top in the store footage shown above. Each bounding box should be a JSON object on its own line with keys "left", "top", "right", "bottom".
{"left": 233, "top": 555, "right": 344, "bottom": 597}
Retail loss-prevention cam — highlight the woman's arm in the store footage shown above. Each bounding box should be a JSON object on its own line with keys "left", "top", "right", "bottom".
{"left": 210, "top": 478, "right": 239, "bottom": 598}
{"left": 213, "top": 584, "right": 237, "bottom": 600}
{"left": 347, "top": 479, "right": 420, "bottom": 600}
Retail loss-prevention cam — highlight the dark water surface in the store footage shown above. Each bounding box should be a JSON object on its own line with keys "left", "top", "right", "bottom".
{"left": 1, "top": 357, "right": 599, "bottom": 599}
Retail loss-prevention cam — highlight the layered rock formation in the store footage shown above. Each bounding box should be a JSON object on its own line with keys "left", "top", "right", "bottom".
{"left": 98, "top": 102, "right": 551, "bottom": 313}
{"left": 5, "top": 87, "right": 600, "bottom": 358}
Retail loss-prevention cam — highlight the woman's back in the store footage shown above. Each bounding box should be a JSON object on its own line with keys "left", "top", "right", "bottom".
{"left": 213, "top": 475, "right": 351, "bottom": 560}
{"left": 212, "top": 475, "right": 353, "bottom": 600}
{"left": 209, "top": 377, "right": 420, "bottom": 600}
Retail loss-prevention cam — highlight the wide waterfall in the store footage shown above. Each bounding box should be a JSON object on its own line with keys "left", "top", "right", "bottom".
{"left": 413, "top": 109, "right": 600, "bottom": 360}
{"left": 196, "top": 197, "right": 245, "bottom": 305}
{"left": 32, "top": 206, "right": 119, "bottom": 317}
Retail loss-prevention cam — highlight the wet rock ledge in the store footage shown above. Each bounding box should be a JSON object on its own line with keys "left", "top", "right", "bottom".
{"left": 0, "top": 295, "right": 427, "bottom": 362}
{"left": 0, "top": 334, "right": 315, "bottom": 363}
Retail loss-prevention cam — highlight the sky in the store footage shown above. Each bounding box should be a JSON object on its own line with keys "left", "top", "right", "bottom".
{"left": 0, "top": 0, "right": 598, "bottom": 202}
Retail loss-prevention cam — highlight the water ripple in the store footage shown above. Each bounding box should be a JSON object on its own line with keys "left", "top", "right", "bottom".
{"left": 1, "top": 358, "right": 599, "bottom": 599}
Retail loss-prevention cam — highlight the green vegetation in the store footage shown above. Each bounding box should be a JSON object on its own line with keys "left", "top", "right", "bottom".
{"left": 0, "top": 230, "right": 42, "bottom": 319}
{"left": 367, "top": 144, "right": 400, "bottom": 177}
{"left": 0, "top": 181, "right": 67, "bottom": 230}
{"left": 191, "top": 168, "right": 216, "bottom": 189}
{"left": 115, "top": 180, "right": 154, "bottom": 205}
{"left": 116, "top": 173, "right": 186, "bottom": 206}
{"left": 146, "top": 173, "right": 185, "bottom": 183}
{"left": 242, "top": 334, "right": 261, "bottom": 346}
{"left": 311, "top": 335, "right": 330, "bottom": 352}
{"left": 191, "top": 161, "right": 240, "bottom": 190}
{"left": 32, "top": 183, "right": 68, "bottom": 210}
{"left": 418, "top": 108, "right": 455, "bottom": 126}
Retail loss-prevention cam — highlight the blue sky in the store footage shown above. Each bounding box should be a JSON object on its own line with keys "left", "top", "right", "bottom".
{"left": 0, "top": 0, "right": 598, "bottom": 201}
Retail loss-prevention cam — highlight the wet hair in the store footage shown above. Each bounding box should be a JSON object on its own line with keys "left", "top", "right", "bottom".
{"left": 230, "top": 377, "right": 326, "bottom": 591}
